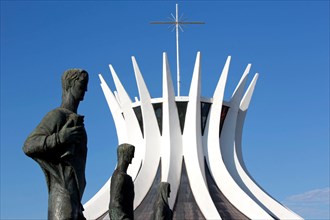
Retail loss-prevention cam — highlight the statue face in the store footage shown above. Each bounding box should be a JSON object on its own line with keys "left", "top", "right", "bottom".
{"left": 127, "top": 148, "right": 135, "bottom": 164}
{"left": 123, "top": 147, "right": 135, "bottom": 164}
{"left": 167, "top": 184, "right": 171, "bottom": 198}
{"left": 71, "top": 76, "right": 88, "bottom": 101}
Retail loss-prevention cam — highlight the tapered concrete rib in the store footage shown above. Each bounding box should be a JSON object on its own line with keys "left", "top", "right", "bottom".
{"left": 183, "top": 52, "right": 221, "bottom": 219}
{"left": 131, "top": 57, "right": 161, "bottom": 209}
{"left": 161, "top": 52, "right": 182, "bottom": 208}
{"left": 207, "top": 63, "right": 272, "bottom": 219}
{"left": 240, "top": 73, "right": 258, "bottom": 112}
{"left": 109, "top": 65, "right": 144, "bottom": 179}
{"left": 204, "top": 56, "right": 230, "bottom": 167}
{"left": 226, "top": 73, "right": 277, "bottom": 214}
{"left": 221, "top": 64, "right": 250, "bottom": 170}
{"left": 234, "top": 74, "right": 304, "bottom": 219}
{"left": 236, "top": 73, "right": 259, "bottom": 173}
{"left": 99, "top": 74, "right": 127, "bottom": 143}
{"left": 83, "top": 74, "right": 126, "bottom": 219}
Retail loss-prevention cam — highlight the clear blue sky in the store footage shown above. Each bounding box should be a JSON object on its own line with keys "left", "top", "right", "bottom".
{"left": 1, "top": 1, "right": 329, "bottom": 219}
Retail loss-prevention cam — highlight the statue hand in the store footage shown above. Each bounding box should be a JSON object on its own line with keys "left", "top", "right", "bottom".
{"left": 58, "top": 118, "right": 84, "bottom": 144}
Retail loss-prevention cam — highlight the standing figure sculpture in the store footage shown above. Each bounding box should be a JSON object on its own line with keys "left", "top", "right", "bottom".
{"left": 23, "top": 69, "right": 89, "bottom": 220}
{"left": 153, "top": 182, "right": 173, "bottom": 220}
{"left": 109, "top": 143, "right": 135, "bottom": 220}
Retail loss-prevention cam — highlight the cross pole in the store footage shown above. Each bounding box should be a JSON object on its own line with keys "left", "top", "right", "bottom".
{"left": 151, "top": 4, "right": 205, "bottom": 97}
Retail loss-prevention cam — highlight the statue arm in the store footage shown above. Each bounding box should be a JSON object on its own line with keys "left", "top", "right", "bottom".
{"left": 23, "top": 110, "right": 63, "bottom": 157}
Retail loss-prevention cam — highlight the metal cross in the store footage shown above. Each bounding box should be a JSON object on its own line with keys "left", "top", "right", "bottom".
{"left": 151, "top": 4, "right": 205, "bottom": 96}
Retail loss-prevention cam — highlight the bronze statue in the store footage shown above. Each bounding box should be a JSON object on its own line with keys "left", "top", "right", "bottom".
{"left": 153, "top": 182, "right": 173, "bottom": 220}
{"left": 23, "top": 69, "right": 88, "bottom": 220}
{"left": 109, "top": 143, "right": 135, "bottom": 220}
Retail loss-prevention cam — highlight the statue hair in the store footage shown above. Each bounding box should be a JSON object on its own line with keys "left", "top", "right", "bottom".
{"left": 61, "top": 68, "right": 88, "bottom": 93}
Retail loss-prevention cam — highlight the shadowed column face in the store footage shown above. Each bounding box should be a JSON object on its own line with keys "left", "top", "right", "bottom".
{"left": 204, "top": 159, "right": 249, "bottom": 220}
{"left": 219, "top": 105, "right": 230, "bottom": 136}
{"left": 175, "top": 101, "right": 188, "bottom": 134}
{"left": 133, "top": 162, "right": 161, "bottom": 220}
{"left": 172, "top": 160, "right": 205, "bottom": 220}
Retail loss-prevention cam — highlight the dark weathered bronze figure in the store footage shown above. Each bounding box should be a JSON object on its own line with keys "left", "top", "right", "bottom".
{"left": 153, "top": 182, "right": 173, "bottom": 220}
{"left": 109, "top": 143, "right": 135, "bottom": 220}
{"left": 23, "top": 69, "right": 89, "bottom": 220}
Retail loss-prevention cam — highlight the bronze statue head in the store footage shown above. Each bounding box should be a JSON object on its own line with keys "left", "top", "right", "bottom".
{"left": 117, "top": 143, "right": 135, "bottom": 165}
{"left": 61, "top": 69, "right": 89, "bottom": 101}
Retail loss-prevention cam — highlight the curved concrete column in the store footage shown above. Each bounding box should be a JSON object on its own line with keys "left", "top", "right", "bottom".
{"left": 109, "top": 65, "right": 144, "bottom": 178}
{"left": 207, "top": 62, "right": 272, "bottom": 219}
{"left": 83, "top": 75, "right": 126, "bottom": 219}
{"left": 99, "top": 74, "right": 127, "bottom": 145}
{"left": 182, "top": 52, "right": 221, "bottom": 219}
{"left": 223, "top": 73, "right": 275, "bottom": 215}
{"left": 161, "top": 52, "right": 183, "bottom": 208}
{"left": 204, "top": 55, "right": 230, "bottom": 167}
{"left": 83, "top": 70, "right": 145, "bottom": 219}
{"left": 131, "top": 57, "right": 162, "bottom": 208}
{"left": 234, "top": 74, "right": 304, "bottom": 219}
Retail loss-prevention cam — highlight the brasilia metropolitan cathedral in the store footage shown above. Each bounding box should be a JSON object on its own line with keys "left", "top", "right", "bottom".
{"left": 83, "top": 5, "right": 303, "bottom": 220}
{"left": 82, "top": 52, "right": 303, "bottom": 220}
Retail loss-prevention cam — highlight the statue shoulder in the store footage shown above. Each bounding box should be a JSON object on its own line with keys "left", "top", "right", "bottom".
{"left": 44, "top": 108, "right": 67, "bottom": 121}
{"left": 112, "top": 170, "right": 133, "bottom": 186}
{"left": 22, "top": 108, "right": 67, "bottom": 157}
{"left": 38, "top": 108, "right": 69, "bottom": 128}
